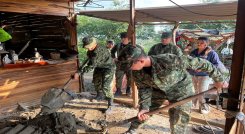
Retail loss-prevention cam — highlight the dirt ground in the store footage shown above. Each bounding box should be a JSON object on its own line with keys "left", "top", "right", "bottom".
{"left": 0, "top": 73, "right": 227, "bottom": 134}
{"left": 0, "top": 92, "right": 226, "bottom": 134}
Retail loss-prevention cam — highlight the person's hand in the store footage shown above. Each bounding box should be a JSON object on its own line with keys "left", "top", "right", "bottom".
{"left": 214, "top": 82, "right": 223, "bottom": 88}
{"left": 137, "top": 109, "right": 149, "bottom": 121}
{"left": 214, "top": 81, "right": 228, "bottom": 90}
{"left": 222, "top": 81, "right": 229, "bottom": 88}
{"left": 73, "top": 73, "right": 80, "bottom": 80}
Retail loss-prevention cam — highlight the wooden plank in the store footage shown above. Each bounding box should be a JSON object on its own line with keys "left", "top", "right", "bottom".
{"left": 0, "top": 127, "right": 12, "bottom": 134}
{"left": 6, "top": 124, "right": 25, "bottom": 134}
{"left": 0, "top": 60, "right": 79, "bottom": 112}
{"left": 19, "top": 126, "right": 36, "bottom": 134}
{"left": 0, "top": 0, "right": 71, "bottom": 16}
{"left": 159, "top": 111, "right": 225, "bottom": 129}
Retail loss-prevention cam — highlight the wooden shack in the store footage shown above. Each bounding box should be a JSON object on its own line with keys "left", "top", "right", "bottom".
{"left": 0, "top": 0, "right": 80, "bottom": 112}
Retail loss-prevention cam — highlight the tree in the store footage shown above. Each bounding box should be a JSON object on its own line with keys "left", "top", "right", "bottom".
{"left": 77, "top": 15, "right": 127, "bottom": 43}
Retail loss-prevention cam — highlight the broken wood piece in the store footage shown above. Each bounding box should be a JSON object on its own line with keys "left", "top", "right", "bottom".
{"left": 17, "top": 103, "right": 29, "bottom": 111}
{"left": 6, "top": 124, "right": 25, "bottom": 134}
{"left": 0, "top": 127, "right": 12, "bottom": 134}
{"left": 19, "top": 126, "right": 36, "bottom": 134}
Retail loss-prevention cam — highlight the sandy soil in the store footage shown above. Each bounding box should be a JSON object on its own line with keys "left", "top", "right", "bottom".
{"left": 0, "top": 92, "right": 224, "bottom": 134}
{"left": 0, "top": 72, "right": 227, "bottom": 134}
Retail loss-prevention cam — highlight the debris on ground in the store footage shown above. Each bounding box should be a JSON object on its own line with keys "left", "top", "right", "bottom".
{"left": 193, "top": 125, "right": 224, "bottom": 134}
{"left": 0, "top": 112, "right": 77, "bottom": 134}
{"left": 0, "top": 92, "right": 225, "bottom": 134}
{"left": 17, "top": 103, "right": 30, "bottom": 112}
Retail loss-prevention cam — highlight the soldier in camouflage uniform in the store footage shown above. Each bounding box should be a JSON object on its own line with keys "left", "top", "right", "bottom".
{"left": 111, "top": 32, "right": 132, "bottom": 96}
{"left": 74, "top": 37, "right": 115, "bottom": 108}
{"left": 117, "top": 46, "right": 224, "bottom": 134}
{"left": 148, "top": 32, "right": 183, "bottom": 56}
{"left": 148, "top": 32, "right": 183, "bottom": 103}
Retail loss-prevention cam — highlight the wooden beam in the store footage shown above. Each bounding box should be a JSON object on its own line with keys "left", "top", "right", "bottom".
{"left": 172, "top": 22, "right": 179, "bottom": 45}
{"left": 0, "top": 0, "right": 71, "bottom": 16}
{"left": 159, "top": 111, "right": 225, "bottom": 129}
{"left": 129, "top": 0, "right": 138, "bottom": 108}
{"left": 225, "top": 0, "right": 245, "bottom": 133}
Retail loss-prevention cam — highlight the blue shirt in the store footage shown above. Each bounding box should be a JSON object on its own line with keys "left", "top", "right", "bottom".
{"left": 189, "top": 47, "right": 222, "bottom": 76}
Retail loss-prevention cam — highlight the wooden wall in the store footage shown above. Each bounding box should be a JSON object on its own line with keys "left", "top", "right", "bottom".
{"left": 0, "top": 1, "right": 80, "bottom": 113}
{"left": 0, "top": 12, "right": 77, "bottom": 59}
{"left": 0, "top": 60, "right": 79, "bottom": 112}
{"left": 0, "top": 0, "right": 74, "bottom": 16}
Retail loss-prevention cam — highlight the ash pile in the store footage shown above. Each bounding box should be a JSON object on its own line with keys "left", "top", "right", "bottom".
{"left": 0, "top": 112, "right": 77, "bottom": 134}
{"left": 0, "top": 88, "right": 78, "bottom": 134}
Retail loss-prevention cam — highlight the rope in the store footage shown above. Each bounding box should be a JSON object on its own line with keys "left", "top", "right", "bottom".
{"left": 168, "top": 0, "right": 237, "bottom": 17}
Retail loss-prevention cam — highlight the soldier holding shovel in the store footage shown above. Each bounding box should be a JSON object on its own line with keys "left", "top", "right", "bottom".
{"left": 74, "top": 36, "right": 115, "bottom": 109}
{"left": 117, "top": 45, "right": 226, "bottom": 134}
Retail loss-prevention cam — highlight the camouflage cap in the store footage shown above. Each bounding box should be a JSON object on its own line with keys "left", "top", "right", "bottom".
{"left": 161, "top": 32, "right": 172, "bottom": 39}
{"left": 107, "top": 40, "right": 114, "bottom": 44}
{"left": 118, "top": 45, "right": 146, "bottom": 70}
{"left": 82, "top": 37, "right": 96, "bottom": 48}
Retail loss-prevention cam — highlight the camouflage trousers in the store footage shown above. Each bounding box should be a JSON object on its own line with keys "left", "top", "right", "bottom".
{"left": 115, "top": 68, "right": 131, "bottom": 89}
{"left": 93, "top": 67, "right": 115, "bottom": 99}
{"left": 131, "top": 88, "right": 192, "bottom": 134}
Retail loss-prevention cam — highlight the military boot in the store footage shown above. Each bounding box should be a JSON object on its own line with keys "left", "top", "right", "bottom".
{"left": 124, "top": 126, "right": 137, "bottom": 134}
{"left": 126, "top": 87, "right": 131, "bottom": 96}
{"left": 105, "top": 98, "right": 115, "bottom": 114}
{"left": 107, "top": 98, "right": 114, "bottom": 107}
{"left": 114, "top": 88, "right": 122, "bottom": 97}
{"left": 95, "top": 91, "right": 105, "bottom": 101}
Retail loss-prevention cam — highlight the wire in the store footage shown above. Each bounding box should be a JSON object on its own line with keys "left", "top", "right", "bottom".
{"left": 203, "top": 114, "right": 216, "bottom": 134}
{"left": 168, "top": 0, "right": 237, "bottom": 17}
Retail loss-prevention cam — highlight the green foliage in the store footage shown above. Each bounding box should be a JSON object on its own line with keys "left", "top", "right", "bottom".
{"left": 111, "top": 0, "right": 129, "bottom": 9}
{"left": 77, "top": 15, "right": 128, "bottom": 42}
{"left": 136, "top": 25, "right": 160, "bottom": 52}
{"left": 76, "top": 15, "right": 128, "bottom": 61}
{"left": 76, "top": 16, "right": 162, "bottom": 60}
{"left": 137, "top": 38, "right": 158, "bottom": 53}
{"left": 136, "top": 25, "right": 158, "bottom": 40}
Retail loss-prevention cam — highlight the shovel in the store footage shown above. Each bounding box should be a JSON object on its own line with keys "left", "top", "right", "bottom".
{"left": 39, "top": 59, "right": 89, "bottom": 115}
{"left": 101, "top": 87, "right": 218, "bottom": 133}
{"left": 39, "top": 75, "right": 77, "bottom": 115}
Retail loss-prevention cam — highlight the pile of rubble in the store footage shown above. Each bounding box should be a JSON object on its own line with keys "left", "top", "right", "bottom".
{"left": 0, "top": 112, "right": 77, "bottom": 134}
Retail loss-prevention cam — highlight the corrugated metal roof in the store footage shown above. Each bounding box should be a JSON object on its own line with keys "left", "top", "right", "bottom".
{"left": 78, "top": 1, "right": 237, "bottom": 23}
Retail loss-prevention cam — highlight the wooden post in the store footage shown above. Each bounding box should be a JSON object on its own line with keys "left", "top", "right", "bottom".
{"left": 225, "top": 0, "right": 245, "bottom": 133}
{"left": 172, "top": 22, "right": 179, "bottom": 46}
{"left": 130, "top": 0, "right": 138, "bottom": 108}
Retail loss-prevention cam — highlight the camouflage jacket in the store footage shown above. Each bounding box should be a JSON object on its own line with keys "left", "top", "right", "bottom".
{"left": 148, "top": 43, "right": 183, "bottom": 56}
{"left": 111, "top": 43, "right": 131, "bottom": 58}
{"left": 133, "top": 54, "right": 223, "bottom": 110}
{"left": 82, "top": 44, "right": 114, "bottom": 72}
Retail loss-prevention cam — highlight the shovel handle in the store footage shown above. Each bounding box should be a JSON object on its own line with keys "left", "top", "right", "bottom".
{"left": 63, "top": 70, "right": 80, "bottom": 90}
{"left": 63, "top": 77, "right": 73, "bottom": 90}
{"left": 107, "top": 87, "right": 217, "bottom": 128}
